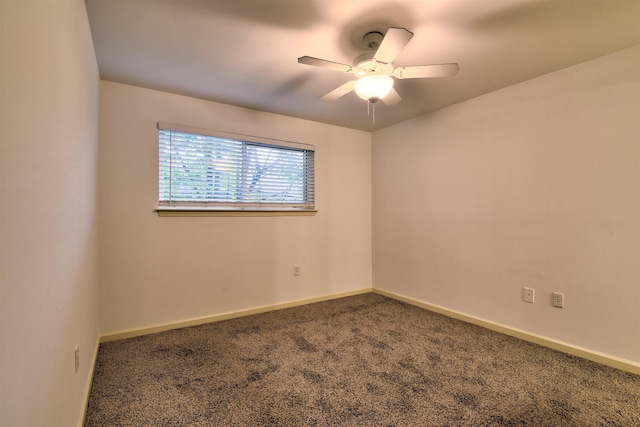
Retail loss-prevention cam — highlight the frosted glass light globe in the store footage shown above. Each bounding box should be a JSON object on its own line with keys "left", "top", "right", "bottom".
{"left": 353, "top": 75, "right": 393, "bottom": 102}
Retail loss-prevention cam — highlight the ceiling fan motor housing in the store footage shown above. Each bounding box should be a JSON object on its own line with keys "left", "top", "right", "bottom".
{"left": 352, "top": 31, "right": 396, "bottom": 77}
{"left": 352, "top": 52, "right": 394, "bottom": 78}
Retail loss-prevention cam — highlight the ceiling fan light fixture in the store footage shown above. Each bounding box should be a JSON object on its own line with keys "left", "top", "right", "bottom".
{"left": 354, "top": 75, "right": 393, "bottom": 102}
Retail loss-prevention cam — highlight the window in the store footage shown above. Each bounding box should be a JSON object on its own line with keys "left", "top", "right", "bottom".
{"left": 158, "top": 123, "right": 315, "bottom": 212}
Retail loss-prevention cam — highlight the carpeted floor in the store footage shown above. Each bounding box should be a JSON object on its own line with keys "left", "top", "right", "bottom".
{"left": 85, "top": 293, "right": 639, "bottom": 426}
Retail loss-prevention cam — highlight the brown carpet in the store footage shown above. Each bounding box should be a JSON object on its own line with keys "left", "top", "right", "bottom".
{"left": 85, "top": 293, "right": 639, "bottom": 426}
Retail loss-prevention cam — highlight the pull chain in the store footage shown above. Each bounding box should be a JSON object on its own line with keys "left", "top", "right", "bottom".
{"left": 373, "top": 102, "right": 376, "bottom": 125}
{"left": 366, "top": 100, "right": 377, "bottom": 125}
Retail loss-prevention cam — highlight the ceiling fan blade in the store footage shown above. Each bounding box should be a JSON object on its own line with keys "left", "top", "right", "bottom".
{"left": 374, "top": 27, "right": 414, "bottom": 64}
{"left": 320, "top": 80, "right": 355, "bottom": 101}
{"left": 394, "top": 63, "right": 460, "bottom": 79}
{"left": 382, "top": 87, "right": 402, "bottom": 106}
{"left": 298, "top": 56, "right": 352, "bottom": 73}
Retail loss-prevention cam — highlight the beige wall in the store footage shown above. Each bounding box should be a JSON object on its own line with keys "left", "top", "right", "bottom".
{"left": 0, "top": 0, "right": 100, "bottom": 425}
{"left": 373, "top": 45, "right": 640, "bottom": 363}
{"left": 98, "top": 81, "right": 372, "bottom": 334}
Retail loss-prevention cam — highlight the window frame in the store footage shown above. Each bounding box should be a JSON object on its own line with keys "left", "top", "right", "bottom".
{"left": 156, "top": 122, "right": 316, "bottom": 216}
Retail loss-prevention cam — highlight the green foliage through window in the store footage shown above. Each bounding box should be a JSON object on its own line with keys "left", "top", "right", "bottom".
{"left": 159, "top": 126, "right": 315, "bottom": 210}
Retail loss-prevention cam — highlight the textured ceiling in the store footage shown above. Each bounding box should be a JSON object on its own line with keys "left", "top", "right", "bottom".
{"left": 85, "top": 0, "right": 640, "bottom": 131}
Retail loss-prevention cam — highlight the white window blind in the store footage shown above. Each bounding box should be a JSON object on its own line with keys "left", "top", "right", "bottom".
{"left": 158, "top": 123, "right": 315, "bottom": 210}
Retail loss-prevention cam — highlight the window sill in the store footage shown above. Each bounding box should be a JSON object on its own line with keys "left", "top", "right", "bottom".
{"left": 155, "top": 207, "right": 317, "bottom": 217}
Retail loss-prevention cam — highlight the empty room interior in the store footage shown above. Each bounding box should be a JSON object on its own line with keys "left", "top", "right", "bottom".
{"left": 1, "top": 0, "right": 639, "bottom": 425}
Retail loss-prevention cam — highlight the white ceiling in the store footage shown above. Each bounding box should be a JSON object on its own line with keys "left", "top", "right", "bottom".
{"left": 85, "top": 0, "right": 640, "bottom": 131}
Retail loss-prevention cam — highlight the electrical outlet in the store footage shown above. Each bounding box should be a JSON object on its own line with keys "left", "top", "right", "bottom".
{"left": 552, "top": 292, "right": 565, "bottom": 308}
{"left": 523, "top": 287, "right": 535, "bottom": 303}
{"left": 293, "top": 265, "right": 300, "bottom": 276}
{"left": 74, "top": 345, "right": 79, "bottom": 373}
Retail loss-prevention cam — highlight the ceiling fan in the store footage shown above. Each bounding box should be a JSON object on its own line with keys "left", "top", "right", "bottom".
{"left": 298, "top": 27, "right": 459, "bottom": 108}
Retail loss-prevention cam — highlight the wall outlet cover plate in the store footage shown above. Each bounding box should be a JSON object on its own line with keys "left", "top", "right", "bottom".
{"left": 523, "top": 287, "right": 535, "bottom": 303}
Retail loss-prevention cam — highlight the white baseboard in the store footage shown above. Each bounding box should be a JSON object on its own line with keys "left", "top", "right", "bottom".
{"left": 97, "top": 287, "right": 639, "bottom": 375}
{"left": 77, "top": 337, "right": 100, "bottom": 427}
{"left": 373, "top": 288, "right": 640, "bottom": 375}
{"left": 100, "top": 288, "right": 372, "bottom": 343}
